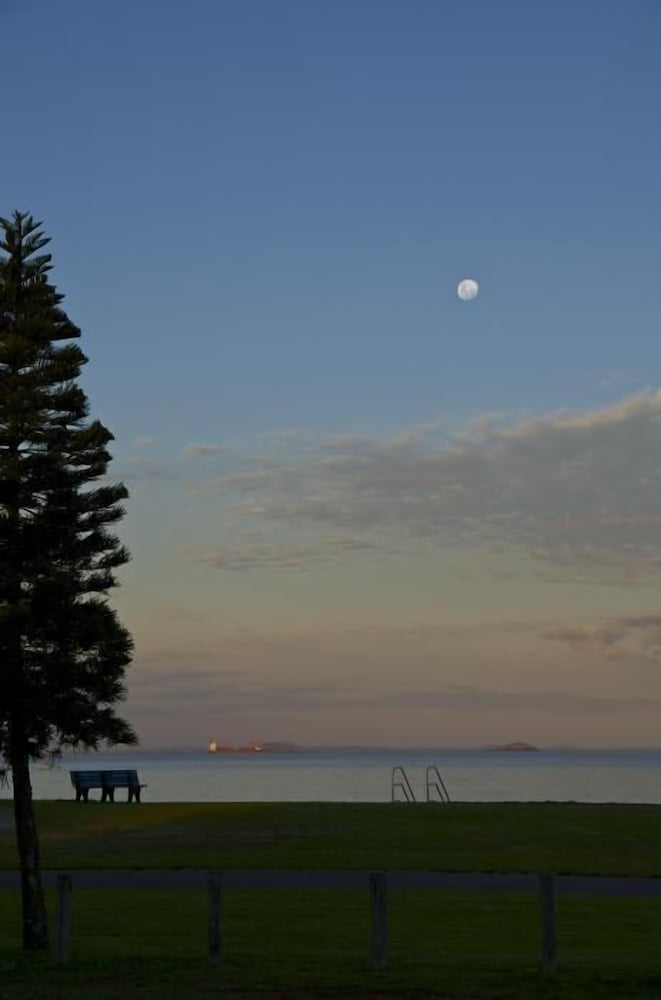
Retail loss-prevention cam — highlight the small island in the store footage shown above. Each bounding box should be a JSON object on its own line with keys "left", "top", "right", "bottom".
{"left": 485, "top": 741, "right": 539, "bottom": 752}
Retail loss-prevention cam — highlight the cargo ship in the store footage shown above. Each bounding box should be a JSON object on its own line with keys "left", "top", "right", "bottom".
{"left": 207, "top": 740, "right": 298, "bottom": 754}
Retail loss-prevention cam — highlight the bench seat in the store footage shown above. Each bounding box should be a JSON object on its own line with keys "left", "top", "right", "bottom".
{"left": 69, "top": 769, "right": 146, "bottom": 803}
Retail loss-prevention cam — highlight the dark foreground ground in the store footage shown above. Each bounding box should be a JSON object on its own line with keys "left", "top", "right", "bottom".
{"left": 2, "top": 801, "right": 661, "bottom": 997}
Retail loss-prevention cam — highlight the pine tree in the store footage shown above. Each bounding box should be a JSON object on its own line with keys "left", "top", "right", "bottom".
{"left": 0, "top": 212, "right": 136, "bottom": 950}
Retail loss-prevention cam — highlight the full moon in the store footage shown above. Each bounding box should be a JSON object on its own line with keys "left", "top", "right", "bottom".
{"left": 457, "top": 278, "right": 479, "bottom": 301}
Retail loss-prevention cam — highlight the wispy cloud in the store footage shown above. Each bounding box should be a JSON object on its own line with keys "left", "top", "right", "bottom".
{"left": 380, "top": 685, "right": 658, "bottom": 714}
{"left": 184, "top": 443, "right": 225, "bottom": 456}
{"left": 545, "top": 615, "right": 661, "bottom": 663}
{"left": 190, "top": 390, "right": 661, "bottom": 580}
{"left": 125, "top": 616, "right": 661, "bottom": 744}
{"left": 194, "top": 534, "right": 378, "bottom": 571}
{"left": 119, "top": 456, "right": 169, "bottom": 481}
{"left": 129, "top": 665, "right": 358, "bottom": 713}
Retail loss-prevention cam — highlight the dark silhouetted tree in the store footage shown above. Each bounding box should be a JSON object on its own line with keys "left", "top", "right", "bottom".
{"left": 0, "top": 212, "right": 136, "bottom": 950}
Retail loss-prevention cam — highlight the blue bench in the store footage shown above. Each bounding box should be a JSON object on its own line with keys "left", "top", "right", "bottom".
{"left": 70, "top": 769, "right": 146, "bottom": 803}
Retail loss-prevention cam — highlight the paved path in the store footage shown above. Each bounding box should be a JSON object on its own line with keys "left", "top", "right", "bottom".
{"left": 1, "top": 869, "right": 660, "bottom": 896}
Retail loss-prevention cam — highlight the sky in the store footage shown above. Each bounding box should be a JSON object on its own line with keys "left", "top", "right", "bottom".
{"left": 2, "top": 0, "right": 661, "bottom": 748}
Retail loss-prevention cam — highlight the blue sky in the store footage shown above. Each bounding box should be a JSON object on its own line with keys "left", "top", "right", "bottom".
{"left": 3, "top": 1, "right": 661, "bottom": 747}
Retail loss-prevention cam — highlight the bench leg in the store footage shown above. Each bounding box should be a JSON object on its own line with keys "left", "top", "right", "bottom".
{"left": 128, "top": 787, "right": 141, "bottom": 803}
{"left": 101, "top": 788, "right": 115, "bottom": 802}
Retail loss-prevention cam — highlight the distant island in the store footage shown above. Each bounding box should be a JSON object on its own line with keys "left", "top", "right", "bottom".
{"left": 485, "top": 741, "right": 539, "bottom": 752}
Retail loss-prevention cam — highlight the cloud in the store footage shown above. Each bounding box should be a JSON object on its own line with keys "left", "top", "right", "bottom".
{"left": 320, "top": 419, "right": 448, "bottom": 454}
{"left": 131, "top": 619, "right": 540, "bottom": 686}
{"left": 194, "top": 534, "right": 378, "bottom": 571}
{"left": 192, "top": 390, "right": 661, "bottom": 580}
{"left": 124, "top": 617, "right": 661, "bottom": 745}
{"left": 379, "top": 685, "right": 658, "bottom": 715}
{"left": 133, "top": 436, "right": 158, "bottom": 448}
{"left": 129, "top": 665, "right": 358, "bottom": 714}
{"left": 114, "top": 456, "right": 171, "bottom": 482}
{"left": 545, "top": 624, "right": 626, "bottom": 660}
{"left": 133, "top": 678, "right": 655, "bottom": 717}
{"left": 184, "top": 444, "right": 224, "bottom": 456}
{"left": 597, "top": 372, "right": 643, "bottom": 390}
{"left": 545, "top": 616, "right": 661, "bottom": 664}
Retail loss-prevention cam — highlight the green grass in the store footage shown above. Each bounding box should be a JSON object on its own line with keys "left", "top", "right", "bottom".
{"left": 4, "top": 801, "right": 661, "bottom": 996}
{"left": 1, "top": 799, "right": 661, "bottom": 873}
{"left": 3, "top": 888, "right": 661, "bottom": 997}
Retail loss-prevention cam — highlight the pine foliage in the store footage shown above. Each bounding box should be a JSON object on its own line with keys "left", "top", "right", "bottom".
{"left": 0, "top": 211, "right": 136, "bottom": 762}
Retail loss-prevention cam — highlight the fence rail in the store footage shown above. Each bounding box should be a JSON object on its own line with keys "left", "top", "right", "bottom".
{"left": 32, "top": 868, "right": 661, "bottom": 970}
{"left": 4, "top": 868, "right": 660, "bottom": 893}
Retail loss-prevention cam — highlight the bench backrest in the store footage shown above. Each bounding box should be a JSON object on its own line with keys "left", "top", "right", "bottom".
{"left": 70, "top": 770, "right": 105, "bottom": 788}
{"left": 70, "top": 769, "right": 140, "bottom": 788}
{"left": 102, "top": 769, "right": 140, "bottom": 788}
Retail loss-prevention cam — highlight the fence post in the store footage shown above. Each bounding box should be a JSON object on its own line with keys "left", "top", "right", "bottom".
{"left": 55, "top": 873, "right": 72, "bottom": 963}
{"left": 538, "top": 873, "right": 557, "bottom": 972}
{"left": 369, "top": 871, "right": 388, "bottom": 969}
{"left": 208, "top": 872, "right": 223, "bottom": 963}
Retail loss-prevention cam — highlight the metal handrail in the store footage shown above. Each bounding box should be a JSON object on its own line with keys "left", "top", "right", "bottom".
{"left": 391, "top": 766, "right": 416, "bottom": 802}
{"left": 425, "top": 765, "right": 451, "bottom": 803}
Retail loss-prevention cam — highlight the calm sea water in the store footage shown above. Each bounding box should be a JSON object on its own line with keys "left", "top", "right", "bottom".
{"left": 5, "top": 748, "right": 661, "bottom": 804}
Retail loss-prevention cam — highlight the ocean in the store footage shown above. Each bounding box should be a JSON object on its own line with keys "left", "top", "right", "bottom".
{"left": 6, "top": 747, "right": 661, "bottom": 804}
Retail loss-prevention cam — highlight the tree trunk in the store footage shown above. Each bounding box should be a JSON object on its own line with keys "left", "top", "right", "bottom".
{"left": 10, "top": 746, "right": 49, "bottom": 950}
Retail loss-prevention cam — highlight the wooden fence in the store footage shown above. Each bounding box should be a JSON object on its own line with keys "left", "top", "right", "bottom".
{"left": 47, "top": 869, "right": 574, "bottom": 969}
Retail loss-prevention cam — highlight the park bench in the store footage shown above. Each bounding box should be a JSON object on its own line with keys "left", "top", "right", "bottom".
{"left": 69, "top": 769, "right": 146, "bottom": 803}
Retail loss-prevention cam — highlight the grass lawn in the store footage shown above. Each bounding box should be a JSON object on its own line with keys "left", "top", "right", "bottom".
{"left": 3, "top": 801, "right": 661, "bottom": 996}
{"left": 1, "top": 799, "right": 661, "bottom": 873}
{"left": 3, "top": 887, "right": 661, "bottom": 997}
